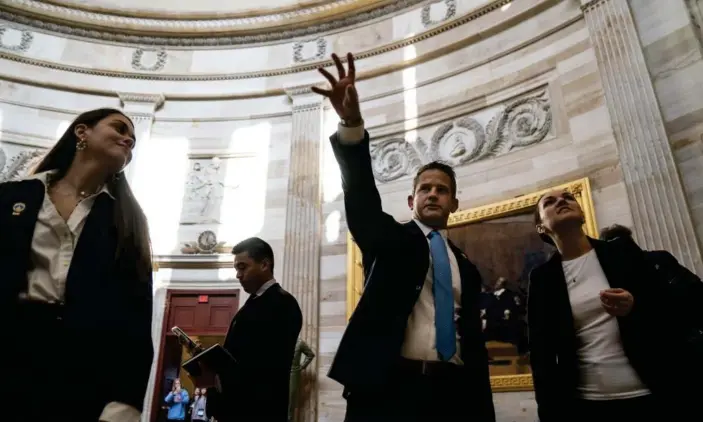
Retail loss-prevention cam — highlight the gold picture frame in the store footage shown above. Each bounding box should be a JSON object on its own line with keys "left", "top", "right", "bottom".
{"left": 345, "top": 177, "right": 598, "bottom": 392}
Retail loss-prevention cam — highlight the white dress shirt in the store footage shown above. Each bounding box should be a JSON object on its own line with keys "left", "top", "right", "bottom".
{"left": 253, "top": 279, "right": 276, "bottom": 297}
{"left": 23, "top": 171, "right": 141, "bottom": 422}
{"left": 337, "top": 124, "right": 464, "bottom": 363}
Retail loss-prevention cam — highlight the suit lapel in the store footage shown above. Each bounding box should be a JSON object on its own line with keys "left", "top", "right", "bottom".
{"left": 0, "top": 180, "right": 44, "bottom": 298}
{"left": 591, "top": 239, "right": 620, "bottom": 289}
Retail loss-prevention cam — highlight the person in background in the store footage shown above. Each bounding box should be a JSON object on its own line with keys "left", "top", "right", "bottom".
{"left": 312, "top": 52, "right": 495, "bottom": 422}
{"left": 189, "top": 388, "right": 201, "bottom": 420}
{"left": 165, "top": 379, "right": 190, "bottom": 421}
{"left": 528, "top": 189, "right": 689, "bottom": 422}
{"left": 0, "top": 108, "right": 154, "bottom": 421}
{"left": 192, "top": 387, "right": 208, "bottom": 421}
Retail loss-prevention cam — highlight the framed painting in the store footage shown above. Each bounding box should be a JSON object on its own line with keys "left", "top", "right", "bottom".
{"left": 345, "top": 177, "right": 598, "bottom": 392}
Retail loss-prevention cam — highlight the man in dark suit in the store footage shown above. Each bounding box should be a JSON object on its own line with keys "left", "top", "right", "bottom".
{"left": 199, "top": 237, "right": 302, "bottom": 422}
{"left": 311, "top": 53, "right": 495, "bottom": 422}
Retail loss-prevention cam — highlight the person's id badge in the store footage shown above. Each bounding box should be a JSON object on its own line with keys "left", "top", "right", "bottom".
{"left": 197, "top": 410, "right": 205, "bottom": 416}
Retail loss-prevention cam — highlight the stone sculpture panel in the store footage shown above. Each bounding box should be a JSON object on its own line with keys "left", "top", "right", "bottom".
{"left": 180, "top": 155, "right": 258, "bottom": 225}
{"left": 369, "top": 89, "right": 552, "bottom": 183}
{"left": 0, "top": 143, "right": 45, "bottom": 182}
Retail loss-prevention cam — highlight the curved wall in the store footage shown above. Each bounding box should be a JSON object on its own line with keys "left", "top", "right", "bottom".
{"left": 2, "top": 0, "right": 703, "bottom": 421}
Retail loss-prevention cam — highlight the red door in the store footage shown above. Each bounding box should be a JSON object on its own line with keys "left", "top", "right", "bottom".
{"left": 152, "top": 290, "right": 239, "bottom": 421}
{"left": 167, "top": 293, "right": 239, "bottom": 335}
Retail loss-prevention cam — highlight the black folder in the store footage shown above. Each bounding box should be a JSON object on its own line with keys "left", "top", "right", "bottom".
{"left": 182, "top": 344, "right": 237, "bottom": 377}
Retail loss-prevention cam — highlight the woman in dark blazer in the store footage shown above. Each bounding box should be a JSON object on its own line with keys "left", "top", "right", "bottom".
{"left": 527, "top": 189, "right": 690, "bottom": 422}
{"left": 0, "top": 108, "right": 154, "bottom": 421}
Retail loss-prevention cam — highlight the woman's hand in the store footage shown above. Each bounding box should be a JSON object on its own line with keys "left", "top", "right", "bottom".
{"left": 600, "top": 288, "right": 634, "bottom": 316}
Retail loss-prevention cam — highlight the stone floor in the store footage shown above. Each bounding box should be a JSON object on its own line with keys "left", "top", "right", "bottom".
{"left": 494, "top": 391, "right": 537, "bottom": 422}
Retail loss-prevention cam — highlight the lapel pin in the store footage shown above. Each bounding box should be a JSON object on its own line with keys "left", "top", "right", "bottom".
{"left": 12, "top": 202, "right": 26, "bottom": 216}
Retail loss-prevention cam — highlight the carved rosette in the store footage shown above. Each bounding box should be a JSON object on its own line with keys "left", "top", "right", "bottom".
{"left": 0, "top": 25, "right": 33, "bottom": 52}
{"left": 369, "top": 90, "right": 552, "bottom": 183}
{"left": 369, "top": 138, "right": 424, "bottom": 182}
{"left": 495, "top": 94, "right": 552, "bottom": 148}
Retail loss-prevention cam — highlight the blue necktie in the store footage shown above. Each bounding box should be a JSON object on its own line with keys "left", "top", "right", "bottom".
{"left": 428, "top": 230, "right": 456, "bottom": 361}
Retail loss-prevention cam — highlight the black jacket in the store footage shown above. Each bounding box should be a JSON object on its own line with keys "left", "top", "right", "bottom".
{"left": 0, "top": 179, "right": 154, "bottom": 416}
{"left": 207, "top": 283, "right": 302, "bottom": 422}
{"left": 527, "top": 237, "right": 690, "bottom": 422}
{"left": 327, "top": 131, "right": 495, "bottom": 421}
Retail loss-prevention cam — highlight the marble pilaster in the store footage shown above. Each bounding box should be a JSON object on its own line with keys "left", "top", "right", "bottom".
{"left": 582, "top": 0, "right": 703, "bottom": 273}
{"left": 117, "top": 92, "right": 165, "bottom": 183}
{"left": 282, "top": 85, "right": 324, "bottom": 422}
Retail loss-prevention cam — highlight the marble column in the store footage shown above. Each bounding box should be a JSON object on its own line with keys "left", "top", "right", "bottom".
{"left": 282, "top": 85, "right": 324, "bottom": 422}
{"left": 116, "top": 92, "right": 165, "bottom": 184}
{"left": 582, "top": 0, "right": 703, "bottom": 273}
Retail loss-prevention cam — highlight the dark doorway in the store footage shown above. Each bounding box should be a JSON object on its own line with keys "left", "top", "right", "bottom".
{"left": 151, "top": 290, "right": 239, "bottom": 422}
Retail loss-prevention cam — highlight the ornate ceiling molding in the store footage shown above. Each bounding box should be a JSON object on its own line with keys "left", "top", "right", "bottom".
{"left": 0, "top": 0, "right": 427, "bottom": 46}
{"left": 40, "top": 0, "right": 340, "bottom": 20}
{"left": 0, "top": 0, "right": 516, "bottom": 82}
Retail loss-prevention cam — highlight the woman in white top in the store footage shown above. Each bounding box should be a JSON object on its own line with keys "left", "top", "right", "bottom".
{"left": 0, "top": 108, "right": 154, "bottom": 421}
{"left": 527, "top": 189, "right": 684, "bottom": 422}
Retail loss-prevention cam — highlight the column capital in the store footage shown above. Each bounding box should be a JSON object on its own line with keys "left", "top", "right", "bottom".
{"left": 284, "top": 84, "right": 327, "bottom": 111}
{"left": 117, "top": 92, "right": 165, "bottom": 117}
{"left": 580, "top": 0, "right": 604, "bottom": 11}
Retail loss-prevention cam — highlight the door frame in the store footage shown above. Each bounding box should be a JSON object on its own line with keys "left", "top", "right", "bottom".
{"left": 150, "top": 288, "right": 240, "bottom": 421}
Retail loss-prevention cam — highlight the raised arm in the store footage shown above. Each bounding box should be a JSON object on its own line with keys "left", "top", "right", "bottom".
{"left": 312, "top": 53, "right": 401, "bottom": 255}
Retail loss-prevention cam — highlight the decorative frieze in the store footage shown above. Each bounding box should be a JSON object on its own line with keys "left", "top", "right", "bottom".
{"left": 0, "top": 0, "right": 428, "bottom": 46}
{"left": 371, "top": 90, "right": 552, "bottom": 183}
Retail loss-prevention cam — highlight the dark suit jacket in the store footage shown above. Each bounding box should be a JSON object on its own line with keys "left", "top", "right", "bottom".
{"left": 527, "top": 237, "right": 689, "bottom": 422}
{"left": 646, "top": 250, "right": 703, "bottom": 328}
{"left": 0, "top": 179, "right": 154, "bottom": 417}
{"left": 327, "top": 132, "right": 495, "bottom": 421}
{"left": 208, "top": 283, "right": 302, "bottom": 422}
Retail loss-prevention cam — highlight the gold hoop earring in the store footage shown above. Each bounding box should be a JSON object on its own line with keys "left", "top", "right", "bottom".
{"left": 76, "top": 139, "right": 87, "bottom": 151}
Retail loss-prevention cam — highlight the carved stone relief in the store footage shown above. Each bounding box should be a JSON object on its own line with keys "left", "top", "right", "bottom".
{"left": 0, "top": 147, "right": 45, "bottom": 182}
{"left": 131, "top": 48, "right": 168, "bottom": 72}
{"left": 180, "top": 156, "right": 255, "bottom": 225}
{"left": 421, "top": 0, "right": 457, "bottom": 28}
{"left": 0, "top": 25, "right": 33, "bottom": 52}
{"left": 293, "top": 38, "right": 327, "bottom": 63}
{"left": 370, "top": 90, "right": 552, "bottom": 183}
